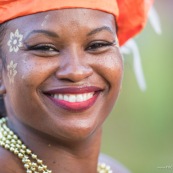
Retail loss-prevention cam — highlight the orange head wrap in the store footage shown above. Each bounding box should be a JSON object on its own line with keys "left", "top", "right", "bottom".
{"left": 0, "top": 0, "right": 154, "bottom": 45}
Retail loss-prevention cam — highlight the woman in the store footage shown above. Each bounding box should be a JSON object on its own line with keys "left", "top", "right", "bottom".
{"left": 0, "top": 0, "right": 153, "bottom": 173}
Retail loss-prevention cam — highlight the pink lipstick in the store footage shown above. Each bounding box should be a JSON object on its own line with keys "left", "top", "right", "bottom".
{"left": 44, "top": 86, "right": 102, "bottom": 111}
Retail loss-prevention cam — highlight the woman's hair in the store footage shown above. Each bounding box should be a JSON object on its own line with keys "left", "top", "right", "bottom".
{"left": 0, "top": 22, "right": 8, "bottom": 65}
{"left": 0, "top": 22, "right": 8, "bottom": 117}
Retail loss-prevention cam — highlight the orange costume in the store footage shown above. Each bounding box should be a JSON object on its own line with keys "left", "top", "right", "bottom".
{"left": 0, "top": 0, "right": 154, "bottom": 45}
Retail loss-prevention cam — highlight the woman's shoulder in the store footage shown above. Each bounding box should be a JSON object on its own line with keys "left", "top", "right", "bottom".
{"left": 0, "top": 147, "right": 23, "bottom": 173}
{"left": 99, "top": 153, "right": 131, "bottom": 173}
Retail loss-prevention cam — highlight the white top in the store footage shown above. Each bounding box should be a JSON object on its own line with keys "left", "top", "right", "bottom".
{"left": 99, "top": 153, "right": 131, "bottom": 173}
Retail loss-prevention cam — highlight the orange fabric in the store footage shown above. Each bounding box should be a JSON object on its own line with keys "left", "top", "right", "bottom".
{"left": 116, "top": 0, "right": 154, "bottom": 45}
{"left": 0, "top": 0, "right": 154, "bottom": 45}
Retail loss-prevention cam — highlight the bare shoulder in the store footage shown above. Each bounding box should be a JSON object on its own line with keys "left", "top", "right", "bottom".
{"left": 99, "top": 153, "right": 131, "bottom": 173}
{"left": 0, "top": 147, "right": 24, "bottom": 173}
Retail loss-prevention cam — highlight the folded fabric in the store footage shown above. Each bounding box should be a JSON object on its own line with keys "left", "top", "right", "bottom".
{"left": 0, "top": 0, "right": 154, "bottom": 45}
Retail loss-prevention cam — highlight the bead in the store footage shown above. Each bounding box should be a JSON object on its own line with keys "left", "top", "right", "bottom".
{"left": 31, "top": 162, "right": 37, "bottom": 167}
{"left": 16, "top": 144, "right": 21, "bottom": 149}
{"left": 3, "top": 131, "right": 7, "bottom": 136}
{"left": 0, "top": 141, "right": 5, "bottom": 146}
{"left": 5, "top": 144, "right": 10, "bottom": 149}
{"left": 20, "top": 149, "right": 25, "bottom": 154}
{"left": 22, "top": 144, "right": 26, "bottom": 149}
{"left": 10, "top": 143, "right": 15, "bottom": 148}
{"left": 22, "top": 158, "right": 27, "bottom": 163}
{"left": 2, "top": 137, "right": 6, "bottom": 142}
{"left": 26, "top": 149, "right": 31, "bottom": 154}
{"left": 97, "top": 163, "right": 113, "bottom": 173}
{"left": 17, "top": 140, "right": 22, "bottom": 144}
{"left": 37, "top": 159, "right": 43, "bottom": 164}
{"left": 38, "top": 166, "right": 43, "bottom": 171}
{"left": 14, "top": 149, "right": 19, "bottom": 154}
{"left": 5, "top": 140, "right": 10, "bottom": 144}
{"left": 13, "top": 135, "right": 18, "bottom": 140}
{"left": 10, "top": 147, "right": 15, "bottom": 152}
{"left": 43, "top": 165, "right": 47, "bottom": 169}
{"left": 9, "top": 131, "right": 14, "bottom": 135}
{"left": 28, "top": 161, "right": 32, "bottom": 166}
{"left": 31, "top": 167, "right": 36, "bottom": 171}
{"left": 7, "top": 134, "right": 12, "bottom": 139}
{"left": 24, "top": 164, "right": 30, "bottom": 169}
{"left": 11, "top": 139, "right": 16, "bottom": 144}
{"left": 31, "top": 154, "right": 37, "bottom": 159}
{"left": 24, "top": 156, "right": 29, "bottom": 159}
{"left": 18, "top": 153, "right": 24, "bottom": 158}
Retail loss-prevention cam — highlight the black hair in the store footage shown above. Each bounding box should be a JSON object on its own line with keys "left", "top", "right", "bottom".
{"left": 0, "top": 22, "right": 8, "bottom": 65}
{"left": 0, "top": 22, "right": 8, "bottom": 117}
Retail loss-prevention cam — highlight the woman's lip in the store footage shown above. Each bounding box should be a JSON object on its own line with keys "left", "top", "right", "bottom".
{"left": 46, "top": 91, "right": 100, "bottom": 112}
{"left": 43, "top": 86, "right": 102, "bottom": 111}
{"left": 43, "top": 86, "right": 103, "bottom": 94}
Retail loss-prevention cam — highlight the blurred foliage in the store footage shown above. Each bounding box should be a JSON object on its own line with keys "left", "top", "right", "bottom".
{"left": 101, "top": 1, "right": 173, "bottom": 173}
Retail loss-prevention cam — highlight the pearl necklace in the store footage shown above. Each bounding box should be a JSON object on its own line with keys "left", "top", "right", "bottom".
{"left": 0, "top": 118, "right": 112, "bottom": 173}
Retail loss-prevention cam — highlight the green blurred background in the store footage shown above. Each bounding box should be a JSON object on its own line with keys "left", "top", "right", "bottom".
{"left": 101, "top": 1, "right": 173, "bottom": 173}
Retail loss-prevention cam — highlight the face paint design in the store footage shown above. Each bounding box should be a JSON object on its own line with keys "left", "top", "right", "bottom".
{"left": 7, "top": 60, "right": 18, "bottom": 84}
{"left": 115, "top": 36, "right": 119, "bottom": 47}
{"left": 41, "top": 14, "right": 50, "bottom": 27}
{"left": 7, "top": 29, "right": 23, "bottom": 53}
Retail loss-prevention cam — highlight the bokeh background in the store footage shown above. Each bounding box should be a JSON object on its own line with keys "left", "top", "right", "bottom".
{"left": 101, "top": 1, "right": 173, "bottom": 173}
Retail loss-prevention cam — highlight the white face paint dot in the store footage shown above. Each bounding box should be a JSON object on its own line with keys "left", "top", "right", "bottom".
{"left": 13, "top": 39, "right": 17, "bottom": 45}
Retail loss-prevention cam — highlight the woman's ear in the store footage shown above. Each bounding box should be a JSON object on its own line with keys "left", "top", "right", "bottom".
{"left": 0, "top": 59, "right": 6, "bottom": 95}
{"left": 0, "top": 81, "right": 6, "bottom": 95}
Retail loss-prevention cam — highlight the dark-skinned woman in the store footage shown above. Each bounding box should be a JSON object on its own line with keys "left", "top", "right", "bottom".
{"left": 0, "top": 0, "right": 153, "bottom": 172}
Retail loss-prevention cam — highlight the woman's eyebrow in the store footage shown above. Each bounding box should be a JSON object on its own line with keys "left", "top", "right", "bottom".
{"left": 87, "top": 26, "right": 114, "bottom": 36}
{"left": 25, "top": 30, "right": 59, "bottom": 40}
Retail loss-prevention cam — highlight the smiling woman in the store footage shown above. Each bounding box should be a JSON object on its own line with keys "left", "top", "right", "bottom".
{"left": 0, "top": 1, "right": 153, "bottom": 173}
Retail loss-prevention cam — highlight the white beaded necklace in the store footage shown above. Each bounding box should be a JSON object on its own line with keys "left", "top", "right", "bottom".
{"left": 0, "top": 118, "right": 112, "bottom": 173}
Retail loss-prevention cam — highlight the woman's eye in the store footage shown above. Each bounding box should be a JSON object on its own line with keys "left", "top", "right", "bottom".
{"left": 28, "top": 45, "right": 57, "bottom": 51}
{"left": 25, "top": 43, "right": 59, "bottom": 57}
{"left": 27, "top": 44, "right": 59, "bottom": 56}
{"left": 35, "top": 45, "right": 55, "bottom": 51}
{"left": 86, "top": 42, "right": 115, "bottom": 51}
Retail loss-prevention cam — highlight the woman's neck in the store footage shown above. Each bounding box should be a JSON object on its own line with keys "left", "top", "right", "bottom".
{"left": 7, "top": 116, "right": 102, "bottom": 173}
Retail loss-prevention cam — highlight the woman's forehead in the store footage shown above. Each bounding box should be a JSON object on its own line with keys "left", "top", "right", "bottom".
{"left": 8, "top": 9, "right": 116, "bottom": 32}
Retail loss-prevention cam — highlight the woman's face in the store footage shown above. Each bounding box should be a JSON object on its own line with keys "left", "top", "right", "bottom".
{"left": 1, "top": 9, "right": 123, "bottom": 141}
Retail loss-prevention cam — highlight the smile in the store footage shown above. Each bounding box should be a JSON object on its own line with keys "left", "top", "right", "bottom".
{"left": 44, "top": 87, "right": 102, "bottom": 111}
{"left": 52, "top": 93, "right": 94, "bottom": 103}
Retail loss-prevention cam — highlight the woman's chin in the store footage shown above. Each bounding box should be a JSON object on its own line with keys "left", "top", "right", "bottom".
{"left": 48, "top": 120, "right": 101, "bottom": 143}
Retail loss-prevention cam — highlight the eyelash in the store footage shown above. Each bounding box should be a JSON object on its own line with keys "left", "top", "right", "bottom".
{"left": 86, "top": 41, "right": 115, "bottom": 51}
{"left": 26, "top": 44, "right": 58, "bottom": 52}
{"left": 26, "top": 41, "right": 115, "bottom": 54}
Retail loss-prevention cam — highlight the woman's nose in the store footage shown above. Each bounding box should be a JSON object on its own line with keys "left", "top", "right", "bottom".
{"left": 55, "top": 51, "right": 93, "bottom": 82}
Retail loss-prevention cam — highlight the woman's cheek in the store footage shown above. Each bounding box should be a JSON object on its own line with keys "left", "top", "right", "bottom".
{"left": 94, "top": 51, "right": 123, "bottom": 88}
{"left": 14, "top": 56, "right": 55, "bottom": 88}
{"left": 100, "top": 53, "right": 123, "bottom": 109}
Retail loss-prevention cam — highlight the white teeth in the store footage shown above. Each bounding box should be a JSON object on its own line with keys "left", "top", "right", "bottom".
{"left": 69, "top": 95, "right": 76, "bottom": 102}
{"left": 59, "top": 94, "right": 63, "bottom": 100}
{"left": 76, "top": 94, "right": 83, "bottom": 102}
{"left": 53, "top": 92, "right": 94, "bottom": 102}
{"left": 64, "top": 95, "right": 69, "bottom": 101}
